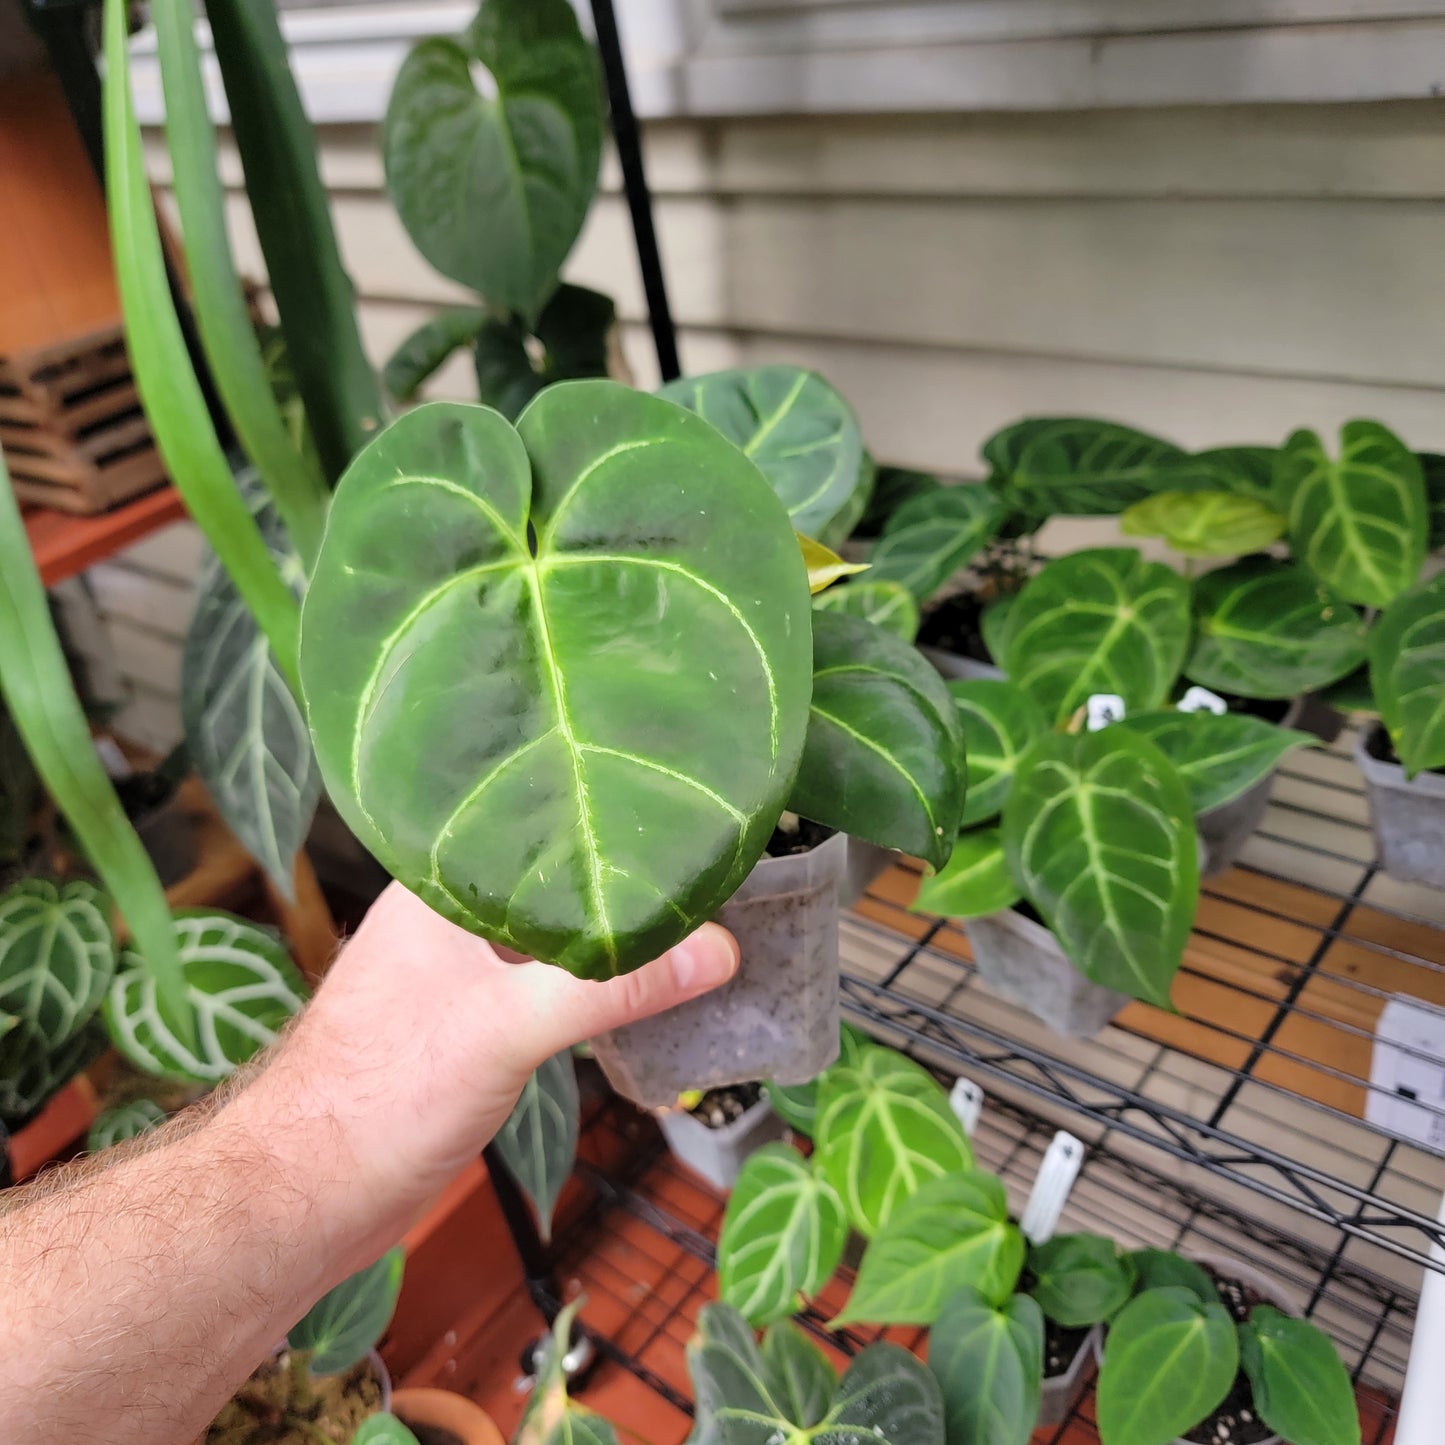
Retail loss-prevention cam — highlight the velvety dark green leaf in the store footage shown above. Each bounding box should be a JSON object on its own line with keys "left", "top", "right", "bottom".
{"left": 948, "top": 678, "right": 1049, "bottom": 826}
{"left": 1196, "top": 446, "right": 1281, "bottom": 506}
{"left": 761, "top": 1321, "right": 836, "bottom": 1428}
{"left": 1239, "top": 1305, "right": 1360, "bottom": 1445}
{"left": 1121, "top": 489, "right": 1286, "bottom": 557}
{"left": 1282, "top": 421, "right": 1427, "bottom": 609}
{"left": 0, "top": 879, "right": 114, "bottom": 1050}
{"left": 838, "top": 1171, "right": 1025, "bottom": 1325}
{"left": 815, "top": 1046, "right": 974, "bottom": 1237}
{"left": 659, "top": 366, "right": 870, "bottom": 544}
{"left": 867, "top": 486, "right": 1005, "bottom": 602}
{"left": 301, "top": 383, "right": 813, "bottom": 981}
{"left": 859, "top": 466, "right": 943, "bottom": 536}
{"left": 717, "top": 1143, "right": 847, "bottom": 1327}
{"left": 383, "top": 305, "right": 490, "bottom": 401}
{"left": 0, "top": 1019, "right": 106, "bottom": 1130}
{"left": 1369, "top": 573, "right": 1445, "bottom": 776}
{"left": 1127, "top": 1249, "right": 1215, "bottom": 1303}
{"left": 789, "top": 612, "right": 967, "bottom": 867}
{"left": 1028, "top": 1233, "right": 1136, "bottom": 1328}
{"left": 911, "top": 827, "right": 1020, "bottom": 920}
{"left": 1421, "top": 452, "right": 1445, "bottom": 551}
{"left": 763, "top": 1022, "right": 867, "bottom": 1137}
{"left": 383, "top": 0, "right": 603, "bottom": 319}
{"left": 351, "top": 1417, "right": 422, "bottom": 1445}
{"left": 87, "top": 1097, "right": 166, "bottom": 1152}
{"left": 1097, "top": 1288, "right": 1239, "bottom": 1445}
{"left": 493, "top": 1050, "right": 579, "bottom": 1243}
{"left": 290, "top": 1247, "right": 404, "bottom": 1375}
{"left": 516, "top": 1299, "right": 620, "bottom": 1445}
{"left": 813, "top": 580, "right": 921, "bottom": 641}
{"left": 821, "top": 1342, "right": 946, "bottom": 1444}
{"left": 928, "top": 1288, "right": 1043, "bottom": 1445}
{"left": 1004, "top": 728, "right": 1199, "bottom": 1007}
{"left": 1187, "top": 558, "right": 1369, "bottom": 699}
{"left": 104, "top": 910, "right": 308, "bottom": 1082}
{"left": 1001, "top": 549, "right": 1192, "bottom": 725}
{"left": 1115, "top": 710, "right": 1319, "bottom": 813}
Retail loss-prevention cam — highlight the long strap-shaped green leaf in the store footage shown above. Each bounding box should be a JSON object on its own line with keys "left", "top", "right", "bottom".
{"left": 103, "top": 0, "right": 301, "bottom": 697}
{"left": 205, "top": 0, "right": 384, "bottom": 485}
{"left": 0, "top": 450, "right": 194, "bottom": 1050}
{"left": 152, "top": 0, "right": 327, "bottom": 566}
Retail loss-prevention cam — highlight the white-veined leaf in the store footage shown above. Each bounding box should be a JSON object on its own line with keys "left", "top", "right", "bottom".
{"left": 813, "top": 579, "right": 921, "bottom": 641}
{"left": 0, "top": 1019, "right": 106, "bottom": 1129}
{"left": 928, "top": 1288, "right": 1043, "bottom": 1445}
{"left": 867, "top": 486, "right": 1005, "bottom": 602}
{"left": 912, "top": 827, "right": 1020, "bottom": 920}
{"left": 1369, "top": 573, "right": 1445, "bottom": 777}
{"left": 763, "top": 1021, "right": 868, "bottom": 1137}
{"left": 492, "top": 1049, "right": 579, "bottom": 1243}
{"left": 948, "top": 678, "right": 1048, "bottom": 826}
{"left": 87, "top": 1097, "right": 166, "bottom": 1152}
{"left": 289, "top": 1247, "right": 403, "bottom": 1375}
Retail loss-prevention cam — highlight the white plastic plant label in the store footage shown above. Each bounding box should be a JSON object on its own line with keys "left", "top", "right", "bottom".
{"left": 950, "top": 1077, "right": 984, "bottom": 1137}
{"left": 1178, "top": 685, "right": 1229, "bottom": 716}
{"left": 92, "top": 735, "right": 132, "bottom": 780}
{"left": 1020, "top": 1130, "right": 1086, "bottom": 1244}
{"left": 1085, "top": 694, "right": 1126, "bottom": 731}
{"left": 1367, "top": 995, "right": 1445, "bottom": 1154}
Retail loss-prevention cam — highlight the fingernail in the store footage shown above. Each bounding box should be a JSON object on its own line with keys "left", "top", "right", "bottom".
{"left": 671, "top": 924, "right": 739, "bottom": 993}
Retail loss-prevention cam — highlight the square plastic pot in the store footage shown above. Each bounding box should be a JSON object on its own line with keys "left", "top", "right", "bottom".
{"left": 839, "top": 837, "right": 896, "bottom": 907}
{"left": 592, "top": 832, "right": 847, "bottom": 1109}
{"left": 1357, "top": 723, "right": 1445, "bottom": 889}
{"left": 657, "top": 1093, "right": 787, "bottom": 1192}
{"left": 964, "top": 908, "right": 1129, "bottom": 1037}
{"left": 1038, "top": 1324, "right": 1101, "bottom": 1428}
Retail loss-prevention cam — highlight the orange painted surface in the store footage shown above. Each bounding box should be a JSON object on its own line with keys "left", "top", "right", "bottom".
{"left": 24, "top": 486, "right": 186, "bottom": 587}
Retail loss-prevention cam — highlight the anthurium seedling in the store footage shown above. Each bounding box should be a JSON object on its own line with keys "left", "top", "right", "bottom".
{"left": 513, "top": 1300, "right": 619, "bottom": 1444}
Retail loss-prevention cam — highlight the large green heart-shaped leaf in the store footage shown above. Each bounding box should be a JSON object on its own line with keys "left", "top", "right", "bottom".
{"left": 1003, "top": 728, "right": 1199, "bottom": 1007}
{"left": 0, "top": 878, "right": 115, "bottom": 1050}
{"left": 813, "top": 579, "right": 920, "bottom": 641}
{"left": 0, "top": 1019, "right": 106, "bottom": 1130}
{"left": 928, "top": 1288, "right": 1043, "bottom": 1445}
{"left": 1370, "top": 573, "right": 1445, "bottom": 777}
{"left": 1096, "top": 1288, "right": 1239, "bottom": 1445}
{"left": 492, "top": 1050, "right": 579, "bottom": 1244}
{"left": 838, "top": 1170, "right": 1024, "bottom": 1325}
{"left": 104, "top": 910, "right": 308, "bottom": 1082}
{"left": 716, "top": 1142, "right": 848, "bottom": 1327}
{"left": 1001, "top": 549, "right": 1192, "bottom": 725}
{"left": 1239, "top": 1306, "right": 1360, "bottom": 1445}
{"left": 788, "top": 612, "right": 966, "bottom": 867}
{"left": 1196, "top": 446, "right": 1281, "bottom": 506}
{"left": 659, "top": 366, "right": 871, "bottom": 545}
{"left": 1282, "top": 421, "right": 1427, "bottom": 609}
{"left": 1116, "top": 710, "right": 1319, "bottom": 814}
{"left": 516, "top": 1300, "right": 620, "bottom": 1445}
{"left": 382, "top": 305, "right": 490, "bottom": 402}
{"left": 866, "top": 486, "right": 1005, "bottom": 602}
{"left": 949, "top": 678, "right": 1048, "bottom": 826}
{"left": 763, "top": 1021, "right": 867, "bottom": 1137}
{"left": 1121, "top": 489, "right": 1286, "bottom": 558}
{"left": 815, "top": 1046, "right": 973, "bottom": 1237}
{"left": 1028, "top": 1233, "right": 1136, "bottom": 1328}
{"left": 87, "top": 1097, "right": 166, "bottom": 1152}
{"left": 1186, "top": 558, "right": 1369, "bottom": 699}
{"left": 289, "top": 1248, "right": 404, "bottom": 1375}
{"left": 383, "top": 0, "right": 602, "bottom": 319}
{"left": 301, "top": 384, "right": 812, "bottom": 981}
{"left": 912, "top": 826, "right": 1020, "bottom": 919}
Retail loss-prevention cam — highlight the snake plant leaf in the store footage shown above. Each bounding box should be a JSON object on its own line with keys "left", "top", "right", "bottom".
{"left": 1001, "top": 549, "right": 1192, "bottom": 725}
{"left": 0, "top": 879, "right": 115, "bottom": 1050}
{"left": 984, "top": 418, "right": 1209, "bottom": 517}
{"left": 716, "top": 1142, "right": 848, "bottom": 1327}
{"left": 1115, "top": 710, "right": 1319, "bottom": 814}
{"left": 928, "top": 1287, "right": 1043, "bottom": 1445}
{"left": 859, "top": 466, "right": 943, "bottom": 536}
{"left": 0, "top": 1019, "right": 106, "bottom": 1130}
{"left": 867, "top": 486, "right": 1006, "bottom": 602}
{"left": 1121, "top": 489, "right": 1287, "bottom": 558}
{"left": 788, "top": 612, "right": 966, "bottom": 868}
{"left": 658, "top": 366, "right": 871, "bottom": 545}
{"left": 949, "top": 678, "right": 1049, "bottom": 826}
{"left": 1239, "top": 1306, "right": 1361, "bottom": 1445}
{"left": 1127, "top": 1249, "right": 1216, "bottom": 1303}
{"left": 1186, "top": 558, "right": 1369, "bottom": 700}
{"left": 383, "top": 305, "right": 490, "bottom": 402}
{"left": 1369, "top": 574, "right": 1445, "bottom": 777}
{"left": 302, "top": 384, "right": 812, "bottom": 980}
{"left": 838, "top": 1170, "right": 1025, "bottom": 1325}
{"left": 182, "top": 477, "right": 319, "bottom": 900}
{"left": 352, "top": 1417, "right": 422, "bottom": 1445}
{"left": 799, "top": 534, "right": 868, "bottom": 595}
{"left": 815, "top": 1045, "right": 974, "bottom": 1237}
{"left": 813, "top": 579, "right": 921, "bottom": 641}
{"left": 1097, "top": 1288, "right": 1239, "bottom": 1445}
{"left": 492, "top": 1050, "right": 579, "bottom": 1244}
{"left": 1196, "top": 445, "right": 1282, "bottom": 506}
{"left": 912, "top": 827, "right": 1020, "bottom": 919}
{"left": 290, "top": 1247, "right": 404, "bottom": 1375}
{"left": 87, "top": 1097, "right": 167, "bottom": 1153}
{"left": 1028, "top": 1233, "right": 1136, "bottom": 1328}
{"left": 1421, "top": 452, "right": 1445, "bottom": 550}
{"left": 516, "top": 1299, "right": 621, "bottom": 1445}
{"left": 1004, "top": 728, "right": 1199, "bottom": 1007}
{"left": 104, "top": 911, "right": 308, "bottom": 1083}
{"left": 763, "top": 1021, "right": 868, "bottom": 1137}
{"left": 1281, "top": 421, "right": 1427, "bottom": 609}
{"left": 383, "top": 0, "right": 603, "bottom": 320}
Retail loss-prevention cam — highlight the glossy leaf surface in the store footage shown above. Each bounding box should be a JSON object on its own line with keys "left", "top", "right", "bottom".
{"left": 1121, "top": 489, "right": 1285, "bottom": 557}
{"left": 1127, "top": 1249, "right": 1215, "bottom": 1303}
{"left": 516, "top": 1300, "right": 620, "bottom": 1445}
{"left": 1369, "top": 573, "right": 1445, "bottom": 776}
{"left": 1282, "top": 421, "right": 1427, "bottom": 609}
{"left": 980, "top": 595, "right": 1017, "bottom": 665}
{"left": 0, "top": 1020, "right": 106, "bottom": 1130}
{"left": 788, "top": 611, "right": 966, "bottom": 867}
{"left": 1187, "top": 559, "right": 1368, "bottom": 700}
{"left": 716, "top": 1142, "right": 848, "bottom": 1326}
{"left": 860, "top": 466, "right": 942, "bottom": 535}
{"left": 912, "top": 827, "right": 1020, "bottom": 919}
{"left": 87, "top": 1097, "right": 166, "bottom": 1152}
{"left": 383, "top": 305, "right": 490, "bottom": 401}
{"left": 1196, "top": 445, "right": 1281, "bottom": 505}
{"left": 1028, "top": 1233, "right": 1136, "bottom": 1328}
{"left": 928, "top": 1288, "right": 1043, "bottom": 1445}
{"left": 493, "top": 1050, "right": 579, "bottom": 1243}
{"left": 290, "top": 1247, "right": 404, "bottom": 1375}
{"left": 867, "top": 486, "right": 1005, "bottom": 602}
{"left": 383, "top": 0, "right": 603, "bottom": 318}
{"left": 949, "top": 678, "right": 1048, "bottom": 826}
{"left": 813, "top": 579, "right": 921, "bottom": 641}
{"left": 763, "top": 1022, "right": 867, "bottom": 1137}
{"left": 1001, "top": 549, "right": 1192, "bottom": 725}
{"left": 301, "top": 384, "right": 812, "bottom": 980}
{"left": 1004, "top": 728, "right": 1199, "bottom": 1007}
{"left": 1239, "top": 1305, "right": 1361, "bottom": 1445}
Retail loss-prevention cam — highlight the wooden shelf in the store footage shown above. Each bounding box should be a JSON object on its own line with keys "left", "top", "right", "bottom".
{"left": 25, "top": 484, "right": 185, "bottom": 587}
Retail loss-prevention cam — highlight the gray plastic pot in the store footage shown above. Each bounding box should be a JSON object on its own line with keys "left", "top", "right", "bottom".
{"left": 592, "top": 832, "right": 846, "bottom": 1109}
{"left": 839, "top": 837, "right": 896, "bottom": 906}
{"left": 657, "top": 1093, "right": 786, "bottom": 1192}
{"left": 1038, "top": 1323, "right": 1101, "bottom": 1428}
{"left": 1356, "top": 723, "right": 1445, "bottom": 888}
{"left": 919, "top": 646, "right": 1003, "bottom": 683}
{"left": 964, "top": 907, "right": 1129, "bottom": 1036}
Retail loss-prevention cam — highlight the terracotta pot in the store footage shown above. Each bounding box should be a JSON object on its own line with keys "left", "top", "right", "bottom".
{"left": 390, "top": 1388, "right": 506, "bottom": 1445}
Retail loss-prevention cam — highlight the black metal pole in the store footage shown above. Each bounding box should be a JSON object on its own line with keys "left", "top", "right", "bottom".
{"left": 482, "top": 1142, "right": 562, "bottom": 1326}
{"left": 589, "top": 0, "right": 682, "bottom": 384}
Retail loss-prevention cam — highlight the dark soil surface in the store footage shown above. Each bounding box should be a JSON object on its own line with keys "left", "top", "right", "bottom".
{"left": 1043, "top": 1317, "right": 1092, "bottom": 1380}
{"left": 1362, "top": 722, "right": 1441, "bottom": 775}
{"left": 395, "top": 1423, "right": 465, "bottom": 1445}
{"left": 689, "top": 1081, "right": 764, "bottom": 1129}
{"left": 916, "top": 591, "right": 994, "bottom": 664}
{"left": 765, "top": 816, "right": 837, "bottom": 857}
{"left": 1180, "top": 1265, "right": 1276, "bottom": 1445}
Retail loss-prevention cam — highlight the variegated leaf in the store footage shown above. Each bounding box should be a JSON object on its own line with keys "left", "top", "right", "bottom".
{"left": 1369, "top": 572, "right": 1445, "bottom": 777}
{"left": 492, "top": 1049, "right": 580, "bottom": 1243}
{"left": 867, "top": 486, "right": 1005, "bottom": 602}
{"left": 948, "top": 678, "right": 1048, "bottom": 826}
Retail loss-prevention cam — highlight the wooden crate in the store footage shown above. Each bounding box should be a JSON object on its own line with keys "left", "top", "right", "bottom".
{"left": 0, "top": 324, "right": 167, "bottom": 514}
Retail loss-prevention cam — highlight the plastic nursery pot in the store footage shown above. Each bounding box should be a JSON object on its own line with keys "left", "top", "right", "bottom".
{"left": 592, "top": 831, "right": 847, "bottom": 1109}
{"left": 656, "top": 1090, "right": 787, "bottom": 1192}
{"left": 390, "top": 1387, "right": 507, "bottom": 1445}
{"left": 1038, "top": 1322, "right": 1102, "bottom": 1429}
{"left": 1356, "top": 723, "right": 1445, "bottom": 889}
{"left": 964, "top": 907, "right": 1130, "bottom": 1037}
{"left": 839, "top": 836, "right": 897, "bottom": 907}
